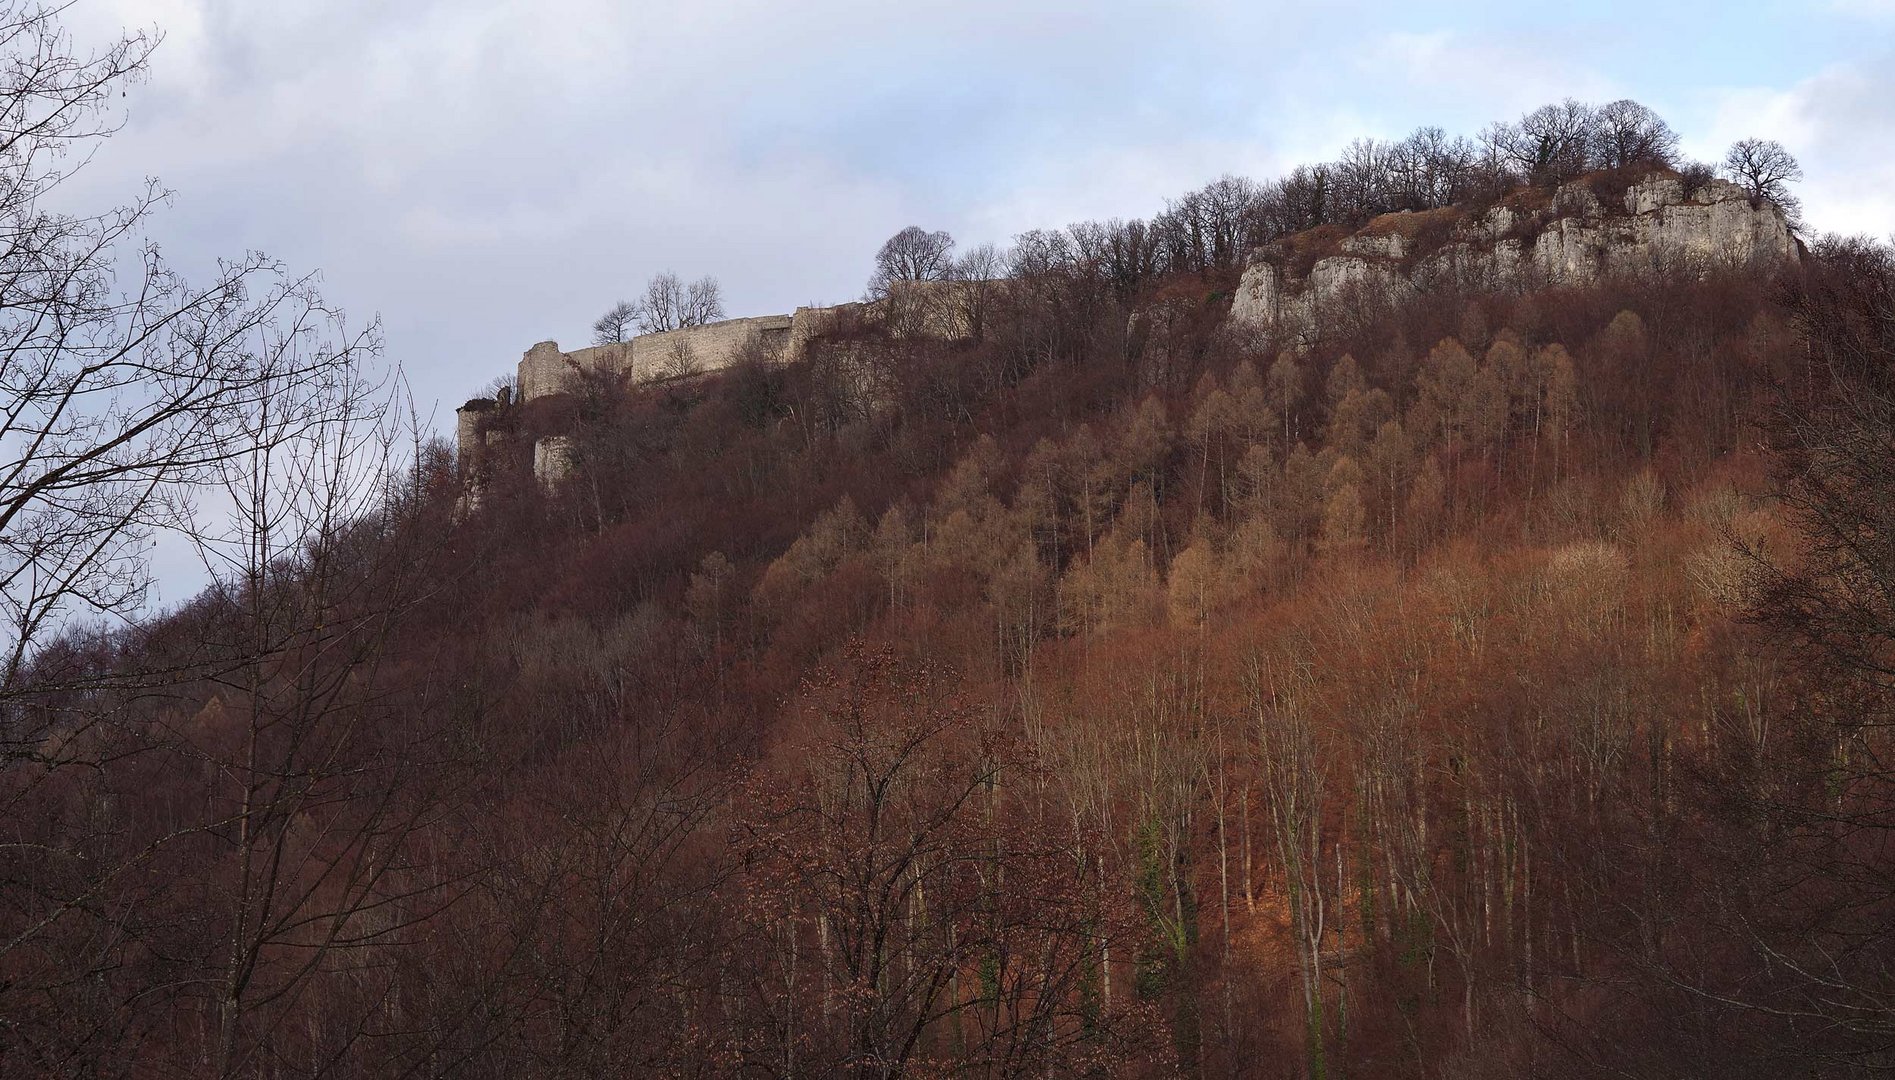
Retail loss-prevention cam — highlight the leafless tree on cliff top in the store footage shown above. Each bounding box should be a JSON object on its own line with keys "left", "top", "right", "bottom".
{"left": 591, "top": 299, "right": 638, "bottom": 345}
{"left": 636, "top": 271, "right": 725, "bottom": 334}
{"left": 1722, "top": 137, "right": 1803, "bottom": 221}
{"left": 868, "top": 225, "right": 955, "bottom": 298}
{"left": 679, "top": 274, "right": 725, "bottom": 327}
{"left": 1592, "top": 99, "right": 1680, "bottom": 170}
{"left": 1487, "top": 98, "right": 1597, "bottom": 186}
{"left": 1388, "top": 125, "right": 1478, "bottom": 210}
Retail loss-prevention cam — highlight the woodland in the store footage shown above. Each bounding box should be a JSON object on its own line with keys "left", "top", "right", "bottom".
{"left": 2, "top": 6, "right": 1894, "bottom": 1078}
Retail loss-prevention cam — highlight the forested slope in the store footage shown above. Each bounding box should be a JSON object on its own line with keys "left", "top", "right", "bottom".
{"left": 4, "top": 46, "right": 1893, "bottom": 1076}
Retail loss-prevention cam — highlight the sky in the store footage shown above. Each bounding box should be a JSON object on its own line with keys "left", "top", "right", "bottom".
{"left": 53, "top": 0, "right": 1895, "bottom": 443}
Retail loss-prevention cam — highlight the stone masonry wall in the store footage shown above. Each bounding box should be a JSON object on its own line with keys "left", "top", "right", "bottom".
{"left": 517, "top": 313, "right": 797, "bottom": 401}
{"left": 458, "top": 280, "right": 990, "bottom": 489}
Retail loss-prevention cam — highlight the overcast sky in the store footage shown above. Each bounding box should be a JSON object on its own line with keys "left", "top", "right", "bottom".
{"left": 55, "top": 0, "right": 1895, "bottom": 439}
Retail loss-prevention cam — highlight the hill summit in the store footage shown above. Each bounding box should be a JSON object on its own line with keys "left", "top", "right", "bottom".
{"left": 1233, "top": 169, "right": 1799, "bottom": 341}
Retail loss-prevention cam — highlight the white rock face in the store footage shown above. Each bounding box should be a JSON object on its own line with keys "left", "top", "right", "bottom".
{"left": 1625, "top": 174, "right": 1683, "bottom": 215}
{"left": 1233, "top": 173, "right": 1798, "bottom": 343}
{"left": 1341, "top": 231, "right": 1408, "bottom": 260}
{"left": 533, "top": 436, "right": 575, "bottom": 485}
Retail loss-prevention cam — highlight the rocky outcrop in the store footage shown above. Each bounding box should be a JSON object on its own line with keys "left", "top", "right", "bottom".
{"left": 1232, "top": 173, "right": 1799, "bottom": 342}
{"left": 532, "top": 436, "right": 574, "bottom": 484}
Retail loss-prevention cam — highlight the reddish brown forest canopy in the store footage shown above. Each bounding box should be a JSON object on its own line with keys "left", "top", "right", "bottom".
{"left": 3, "top": 26, "right": 1891, "bottom": 1075}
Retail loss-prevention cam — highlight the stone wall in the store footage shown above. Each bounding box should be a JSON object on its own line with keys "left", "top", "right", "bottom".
{"left": 454, "top": 402, "right": 485, "bottom": 461}
{"left": 517, "top": 313, "right": 796, "bottom": 401}
{"left": 459, "top": 281, "right": 992, "bottom": 489}
{"left": 512, "top": 281, "right": 993, "bottom": 404}
{"left": 516, "top": 340, "right": 574, "bottom": 402}
{"left": 450, "top": 399, "right": 509, "bottom": 513}
{"left": 453, "top": 397, "right": 500, "bottom": 474}
{"left": 789, "top": 301, "right": 865, "bottom": 360}
{"left": 1232, "top": 173, "right": 1799, "bottom": 342}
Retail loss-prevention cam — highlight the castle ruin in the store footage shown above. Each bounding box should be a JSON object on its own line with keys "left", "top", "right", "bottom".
{"left": 455, "top": 281, "right": 976, "bottom": 492}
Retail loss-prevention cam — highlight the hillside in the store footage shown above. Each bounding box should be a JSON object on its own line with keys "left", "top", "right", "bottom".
{"left": 7, "top": 78, "right": 1895, "bottom": 1080}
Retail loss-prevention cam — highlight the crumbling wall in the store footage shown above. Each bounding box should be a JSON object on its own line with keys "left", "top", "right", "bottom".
{"left": 789, "top": 301, "right": 864, "bottom": 359}
{"left": 454, "top": 402, "right": 485, "bottom": 463}
{"left": 462, "top": 283, "right": 990, "bottom": 488}
{"left": 513, "top": 283, "right": 990, "bottom": 405}
{"left": 451, "top": 397, "right": 509, "bottom": 514}
{"left": 516, "top": 313, "right": 795, "bottom": 402}
{"left": 517, "top": 340, "right": 576, "bottom": 401}
{"left": 453, "top": 397, "right": 500, "bottom": 474}
{"left": 627, "top": 314, "right": 791, "bottom": 382}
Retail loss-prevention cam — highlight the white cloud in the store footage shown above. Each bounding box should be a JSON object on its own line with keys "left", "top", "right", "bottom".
{"left": 39, "top": 0, "right": 1895, "bottom": 432}
{"left": 1356, "top": 30, "right": 1621, "bottom": 120}
{"left": 1690, "top": 54, "right": 1895, "bottom": 238}
{"left": 961, "top": 137, "right": 1296, "bottom": 247}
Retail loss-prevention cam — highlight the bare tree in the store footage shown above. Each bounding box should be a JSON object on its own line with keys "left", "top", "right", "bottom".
{"left": 0, "top": 11, "right": 432, "bottom": 1072}
{"left": 949, "top": 242, "right": 1005, "bottom": 340}
{"left": 637, "top": 272, "right": 684, "bottom": 333}
{"left": 1266, "top": 164, "right": 1334, "bottom": 235}
{"left": 1068, "top": 217, "right": 1162, "bottom": 295}
{"left": 679, "top": 275, "right": 725, "bottom": 327}
{"left": 591, "top": 299, "right": 638, "bottom": 345}
{"left": 1154, "top": 174, "right": 1268, "bottom": 271}
{"left": 635, "top": 272, "right": 725, "bottom": 334}
{"left": 1592, "top": 99, "right": 1680, "bottom": 170}
{"left": 1722, "top": 138, "right": 1803, "bottom": 217}
{"left": 659, "top": 336, "right": 701, "bottom": 381}
{"left": 736, "top": 647, "right": 1154, "bottom": 1076}
{"left": 1490, "top": 99, "right": 1598, "bottom": 186}
{"left": 0, "top": 8, "right": 379, "bottom": 692}
{"left": 190, "top": 343, "right": 446, "bottom": 1080}
{"left": 868, "top": 226, "right": 955, "bottom": 297}
{"left": 1331, "top": 138, "right": 1396, "bottom": 224}
{"left": 1389, "top": 125, "right": 1478, "bottom": 210}
{"left": 952, "top": 241, "right": 1004, "bottom": 284}
{"left": 1251, "top": 657, "right": 1333, "bottom": 1077}
{"left": 1710, "top": 235, "right": 1895, "bottom": 1071}
{"left": 484, "top": 369, "right": 520, "bottom": 404}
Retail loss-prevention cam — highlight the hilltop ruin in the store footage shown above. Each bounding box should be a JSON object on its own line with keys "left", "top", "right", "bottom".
{"left": 455, "top": 282, "right": 977, "bottom": 493}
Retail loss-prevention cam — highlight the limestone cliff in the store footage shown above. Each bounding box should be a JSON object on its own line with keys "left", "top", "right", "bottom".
{"left": 1231, "top": 172, "right": 1799, "bottom": 342}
